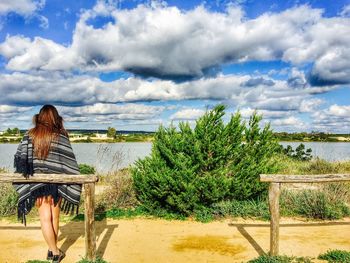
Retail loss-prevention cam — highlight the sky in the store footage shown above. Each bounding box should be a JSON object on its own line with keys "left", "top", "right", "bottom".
{"left": 0, "top": 0, "right": 349, "bottom": 133}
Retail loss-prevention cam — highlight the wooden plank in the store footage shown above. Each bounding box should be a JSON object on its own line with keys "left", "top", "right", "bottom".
{"left": 84, "top": 183, "right": 96, "bottom": 261}
{"left": 0, "top": 173, "right": 98, "bottom": 183}
{"left": 260, "top": 174, "right": 350, "bottom": 183}
{"left": 269, "top": 182, "right": 280, "bottom": 256}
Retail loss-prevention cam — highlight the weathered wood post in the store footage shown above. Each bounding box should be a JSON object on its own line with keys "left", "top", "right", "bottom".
{"left": 84, "top": 182, "right": 96, "bottom": 261}
{"left": 268, "top": 182, "right": 280, "bottom": 256}
{"left": 261, "top": 173, "right": 350, "bottom": 256}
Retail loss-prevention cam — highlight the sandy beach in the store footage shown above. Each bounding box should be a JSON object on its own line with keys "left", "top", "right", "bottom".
{"left": 0, "top": 217, "right": 349, "bottom": 263}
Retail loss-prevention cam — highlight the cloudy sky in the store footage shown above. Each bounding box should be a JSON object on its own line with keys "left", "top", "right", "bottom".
{"left": 0, "top": 0, "right": 349, "bottom": 132}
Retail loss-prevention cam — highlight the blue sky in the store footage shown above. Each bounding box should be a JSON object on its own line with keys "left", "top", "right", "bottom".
{"left": 0, "top": 0, "right": 349, "bottom": 132}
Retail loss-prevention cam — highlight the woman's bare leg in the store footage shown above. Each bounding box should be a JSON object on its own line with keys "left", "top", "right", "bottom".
{"left": 38, "top": 197, "right": 60, "bottom": 255}
{"left": 51, "top": 197, "right": 62, "bottom": 245}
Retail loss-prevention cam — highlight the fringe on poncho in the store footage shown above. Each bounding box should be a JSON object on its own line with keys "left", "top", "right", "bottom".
{"left": 13, "top": 133, "right": 82, "bottom": 226}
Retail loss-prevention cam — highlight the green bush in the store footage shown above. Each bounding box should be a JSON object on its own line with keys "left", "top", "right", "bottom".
{"left": 248, "top": 254, "right": 312, "bottom": 263}
{"left": 79, "top": 164, "right": 96, "bottom": 174}
{"left": 318, "top": 250, "right": 350, "bottom": 262}
{"left": 132, "top": 105, "right": 280, "bottom": 216}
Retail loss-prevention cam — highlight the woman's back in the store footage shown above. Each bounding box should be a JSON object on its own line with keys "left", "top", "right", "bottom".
{"left": 31, "top": 133, "right": 79, "bottom": 175}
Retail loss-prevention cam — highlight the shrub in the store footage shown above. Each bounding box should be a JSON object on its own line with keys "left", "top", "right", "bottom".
{"left": 132, "top": 105, "right": 280, "bottom": 215}
{"left": 280, "top": 144, "right": 312, "bottom": 161}
{"left": 79, "top": 164, "right": 96, "bottom": 174}
{"left": 248, "top": 254, "right": 313, "bottom": 263}
{"left": 96, "top": 169, "right": 138, "bottom": 211}
{"left": 0, "top": 168, "right": 18, "bottom": 216}
{"left": 280, "top": 185, "right": 350, "bottom": 220}
{"left": 318, "top": 250, "right": 350, "bottom": 262}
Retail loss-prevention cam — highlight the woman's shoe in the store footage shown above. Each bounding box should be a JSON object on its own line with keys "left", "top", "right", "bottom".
{"left": 52, "top": 249, "right": 65, "bottom": 263}
{"left": 47, "top": 250, "right": 53, "bottom": 260}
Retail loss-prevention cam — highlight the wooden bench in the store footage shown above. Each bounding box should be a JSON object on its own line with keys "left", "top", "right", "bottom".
{"left": 0, "top": 173, "right": 99, "bottom": 261}
{"left": 260, "top": 173, "right": 350, "bottom": 256}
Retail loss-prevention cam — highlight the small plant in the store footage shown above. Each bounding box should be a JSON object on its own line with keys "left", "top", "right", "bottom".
{"left": 248, "top": 254, "right": 313, "bottom": 263}
{"left": 0, "top": 181, "right": 18, "bottom": 216}
{"left": 76, "top": 256, "right": 109, "bottom": 263}
{"left": 96, "top": 168, "right": 138, "bottom": 211}
{"left": 79, "top": 164, "right": 96, "bottom": 174}
{"left": 318, "top": 249, "right": 350, "bottom": 262}
{"left": 280, "top": 186, "right": 350, "bottom": 220}
{"left": 301, "top": 158, "right": 339, "bottom": 174}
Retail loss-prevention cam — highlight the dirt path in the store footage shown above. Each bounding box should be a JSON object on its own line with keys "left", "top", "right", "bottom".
{"left": 0, "top": 217, "right": 349, "bottom": 263}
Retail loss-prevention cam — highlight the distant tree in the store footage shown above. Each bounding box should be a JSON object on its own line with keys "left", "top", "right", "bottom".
{"left": 107, "top": 127, "right": 117, "bottom": 138}
{"left": 281, "top": 143, "right": 312, "bottom": 161}
{"left": 4, "top": 128, "right": 20, "bottom": 136}
{"left": 12, "top": 128, "right": 20, "bottom": 135}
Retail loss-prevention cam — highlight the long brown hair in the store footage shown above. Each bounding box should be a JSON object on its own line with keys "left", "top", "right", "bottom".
{"left": 29, "top": 105, "right": 68, "bottom": 160}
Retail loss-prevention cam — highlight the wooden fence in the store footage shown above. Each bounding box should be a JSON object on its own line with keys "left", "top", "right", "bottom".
{"left": 0, "top": 173, "right": 99, "bottom": 261}
{"left": 260, "top": 173, "right": 350, "bottom": 256}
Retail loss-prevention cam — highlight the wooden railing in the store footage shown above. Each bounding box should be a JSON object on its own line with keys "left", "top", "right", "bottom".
{"left": 260, "top": 173, "right": 350, "bottom": 256}
{"left": 0, "top": 173, "right": 99, "bottom": 261}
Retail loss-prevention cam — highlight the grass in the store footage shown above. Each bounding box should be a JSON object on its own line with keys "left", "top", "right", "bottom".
{"left": 25, "top": 256, "right": 109, "bottom": 263}
{"left": 318, "top": 250, "right": 350, "bottom": 263}
{"left": 249, "top": 250, "right": 350, "bottom": 263}
{"left": 2, "top": 157, "right": 350, "bottom": 223}
{"left": 76, "top": 256, "right": 109, "bottom": 263}
{"left": 247, "top": 254, "right": 313, "bottom": 263}
{"left": 275, "top": 155, "right": 350, "bottom": 175}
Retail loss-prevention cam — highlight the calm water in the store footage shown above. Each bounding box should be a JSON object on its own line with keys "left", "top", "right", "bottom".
{"left": 0, "top": 142, "right": 349, "bottom": 172}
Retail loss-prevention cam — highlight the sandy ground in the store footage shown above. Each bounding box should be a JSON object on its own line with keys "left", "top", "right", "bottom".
{"left": 0, "top": 217, "right": 350, "bottom": 263}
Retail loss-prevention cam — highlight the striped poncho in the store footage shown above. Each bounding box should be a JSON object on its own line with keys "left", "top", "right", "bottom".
{"left": 13, "top": 133, "right": 82, "bottom": 226}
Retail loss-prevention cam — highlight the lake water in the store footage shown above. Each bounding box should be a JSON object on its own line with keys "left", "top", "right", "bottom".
{"left": 0, "top": 142, "right": 348, "bottom": 172}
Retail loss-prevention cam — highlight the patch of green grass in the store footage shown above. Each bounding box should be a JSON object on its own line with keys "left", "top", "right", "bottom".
{"left": 76, "top": 256, "right": 109, "bottom": 263}
{"left": 78, "top": 164, "right": 96, "bottom": 174}
{"left": 318, "top": 250, "right": 350, "bottom": 263}
{"left": 211, "top": 197, "right": 270, "bottom": 221}
{"left": 106, "top": 206, "right": 148, "bottom": 219}
{"left": 247, "top": 254, "right": 313, "bottom": 263}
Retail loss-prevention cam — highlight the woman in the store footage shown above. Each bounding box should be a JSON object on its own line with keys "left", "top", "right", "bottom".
{"left": 13, "top": 105, "right": 82, "bottom": 263}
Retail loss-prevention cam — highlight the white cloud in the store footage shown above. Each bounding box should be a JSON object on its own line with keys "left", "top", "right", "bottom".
{"left": 59, "top": 103, "right": 165, "bottom": 121}
{"left": 311, "top": 104, "right": 350, "bottom": 133}
{"left": 340, "top": 4, "right": 350, "bottom": 17}
{"left": 271, "top": 116, "right": 303, "bottom": 126}
{"left": 240, "top": 108, "right": 292, "bottom": 119}
{"left": 299, "top": 98, "right": 324, "bottom": 113}
{"left": 37, "top": 14, "right": 49, "bottom": 29}
{"left": 1, "top": 3, "right": 349, "bottom": 85}
{"left": 0, "top": 35, "right": 32, "bottom": 59}
{"left": 0, "top": 105, "right": 32, "bottom": 113}
{"left": 328, "top": 104, "right": 350, "bottom": 117}
{"left": 0, "top": 0, "right": 44, "bottom": 16}
{"left": 170, "top": 108, "right": 205, "bottom": 120}
{"left": 0, "top": 71, "right": 333, "bottom": 109}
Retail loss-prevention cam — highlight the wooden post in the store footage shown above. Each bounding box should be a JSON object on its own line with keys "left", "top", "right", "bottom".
{"left": 84, "top": 183, "right": 96, "bottom": 261}
{"left": 269, "top": 182, "right": 280, "bottom": 256}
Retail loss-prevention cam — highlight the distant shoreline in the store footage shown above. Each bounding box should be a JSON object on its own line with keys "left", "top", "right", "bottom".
{"left": 1, "top": 139, "right": 350, "bottom": 144}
